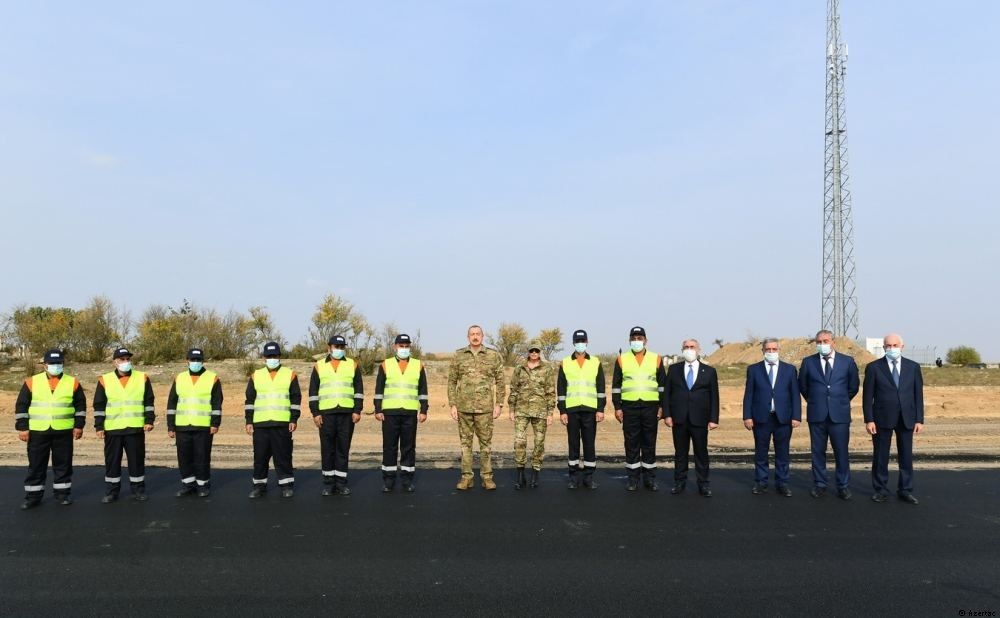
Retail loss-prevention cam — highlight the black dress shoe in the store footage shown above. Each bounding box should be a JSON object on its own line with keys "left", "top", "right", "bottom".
{"left": 752, "top": 483, "right": 767, "bottom": 495}
{"left": 626, "top": 478, "right": 639, "bottom": 492}
{"left": 248, "top": 486, "right": 266, "bottom": 499}
{"left": 21, "top": 498, "right": 41, "bottom": 510}
{"left": 699, "top": 487, "right": 713, "bottom": 498}
{"left": 809, "top": 486, "right": 826, "bottom": 499}
{"left": 871, "top": 492, "right": 888, "bottom": 503}
{"left": 280, "top": 487, "right": 294, "bottom": 499}
{"left": 897, "top": 493, "right": 919, "bottom": 505}
{"left": 196, "top": 488, "right": 211, "bottom": 498}
{"left": 644, "top": 480, "right": 659, "bottom": 492}
{"left": 776, "top": 486, "right": 792, "bottom": 497}
{"left": 837, "top": 488, "right": 852, "bottom": 501}
{"left": 670, "top": 482, "right": 686, "bottom": 495}
{"left": 101, "top": 493, "right": 119, "bottom": 504}
{"left": 176, "top": 485, "right": 197, "bottom": 498}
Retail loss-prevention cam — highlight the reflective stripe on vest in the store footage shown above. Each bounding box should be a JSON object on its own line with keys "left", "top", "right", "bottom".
{"left": 102, "top": 370, "right": 148, "bottom": 430}
{"left": 561, "top": 356, "right": 600, "bottom": 409}
{"left": 27, "top": 373, "right": 76, "bottom": 431}
{"left": 619, "top": 352, "right": 660, "bottom": 402}
{"left": 252, "top": 367, "right": 292, "bottom": 423}
{"left": 382, "top": 357, "right": 421, "bottom": 412}
{"left": 315, "top": 358, "right": 356, "bottom": 410}
{"left": 174, "top": 370, "right": 217, "bottom": 427}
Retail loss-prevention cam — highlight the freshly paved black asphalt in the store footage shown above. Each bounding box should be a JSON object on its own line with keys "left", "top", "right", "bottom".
{"left": 1, "top": 466, "right": 998, "bottom": 616}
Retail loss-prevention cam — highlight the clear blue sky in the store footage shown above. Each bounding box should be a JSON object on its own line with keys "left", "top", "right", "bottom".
{"left": 2, "top": 2, "right": 997, "bottom": 359}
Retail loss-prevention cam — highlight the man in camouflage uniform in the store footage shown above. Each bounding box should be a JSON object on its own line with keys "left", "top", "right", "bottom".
{"left": 448, "top": 324, "right": 506, "bottom": 491}
{"left": 507, "top": 341, "right": 556, "bottom": 490}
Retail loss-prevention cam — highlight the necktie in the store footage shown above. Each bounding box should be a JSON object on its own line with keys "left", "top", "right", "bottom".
{"left": 686, "top": 365, "right": 694, "bottom": 390}
{"left": 823, "top": 357, "right": 831, "bottom": 383}
{"left": 768, "top": 363, "right": 776, "bottom": 388}
{"left": 892, "top": 360, "right": 899, "bottom": 387}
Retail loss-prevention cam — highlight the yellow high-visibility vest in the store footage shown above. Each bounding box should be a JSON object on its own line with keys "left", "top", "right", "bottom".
{"left": 27, "top": 373, "right": 76, "bottom": 431}
{"left": 174, "top": 370, "right": 218, "bottom": 428}
{"left": 315, "top": 358, "right": 356, "bottom": 411}
{"left": 619, "top": 352, "right": 660, "bottom": 402}
{"left": 251, "top": 367, "right": 292, "bottom": 423}
{"left": 561, "top": 356, "right": 600, "bottom": 409}
{"left": 382, "top": 358, "right": 421, "bottom": 412}
{"left": 102, "top": 370, "right": 148, "bottom": 430}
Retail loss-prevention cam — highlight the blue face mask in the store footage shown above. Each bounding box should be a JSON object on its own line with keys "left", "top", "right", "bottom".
{"left": 629, "top": 341, "right": 645, "bottom": 353}
{"left": 46, "top": 364, "right": 63, "bottom": 376}
{"left": 330, "top": 348, "right": 345, "bottom": 360}
{"left": 884, "top": 348, "right": 902, "bottom": 361}
{"left": 265, "top": 358, "right": 281, "bottom": 370}
{"left": 117, "top": 361, "right": 133, "bottom": 373}
{"left": 574, "top": 342, "right": 587, "bottom": 354}
{"left": 397, "top": 347, "right": 411, "bottom": 360}
{"left": 816, "top": 344, "right": 832, "bottom": 357}
{"left": 188, "top": 361, "right": 204, "bottom": 373}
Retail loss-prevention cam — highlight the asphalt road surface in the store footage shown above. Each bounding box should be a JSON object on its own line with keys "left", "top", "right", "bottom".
{"left": 1, "top": 466, "right": 998, "bottom": 616}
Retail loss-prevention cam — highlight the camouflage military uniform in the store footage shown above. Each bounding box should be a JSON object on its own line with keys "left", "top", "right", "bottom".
{"left": 507, "top": 360, "right": 556, "bottom": 470}
{"left": 448, "top": 346, "right": 506, "bottom": 482}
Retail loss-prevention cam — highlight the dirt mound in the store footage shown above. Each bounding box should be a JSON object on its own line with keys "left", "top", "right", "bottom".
{"left": 706, "top": 337, "right": 875, "bottom": 366}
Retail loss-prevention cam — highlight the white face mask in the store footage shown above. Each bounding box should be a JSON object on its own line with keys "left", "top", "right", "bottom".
{"left": 682, "top": 349, "right": 698, "bottom": 363}
{"left": 573, "top": 342, "right": 587, "bottom": 354}
{"left": 884, "top": 348, "right": 901, "bottom": 361}
{"left": 763, "top": 352, "right": 779, "bottom": 364}
{"left": 265, "top": 358, "right": 281, "bottom": 370}
{"left": 117, "top": 361, "right": 133, "bottom": 373}
{"left": 817, "top": 343, "right": 832, "bottom": 357}
{"left": 330, "top": 348, "right": 345, "bottom": 360}
{"left": 629, "top": 341, "right": 645, "bottom": 353}
{"left": 46, "top": 364, "right": 64, "bottom": 376}
{"left": 396, "top": 347, "right": 411, "bottom": 360}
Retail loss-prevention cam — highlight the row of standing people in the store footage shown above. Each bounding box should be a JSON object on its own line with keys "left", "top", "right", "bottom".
{"left": 14, "top": 326, "right": 924, "bottom": 508}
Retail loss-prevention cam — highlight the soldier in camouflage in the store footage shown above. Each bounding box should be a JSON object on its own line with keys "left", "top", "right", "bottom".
{"left": 448, "top": 325, "right": 506, "bottom": 491}
{"left": 507, "top": 341, "right": 556, "bottom": 490}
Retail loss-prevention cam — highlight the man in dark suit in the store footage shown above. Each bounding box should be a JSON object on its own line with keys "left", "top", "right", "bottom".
{"left": 742, "top": 338, "right": 802, "bottom": 497}
{"left": 863, "top": 333, "right": 925, "bottom": 505}
{"left": 662, "top": 339, "right": 720, "bottom": 497}
{"left": 798, "top": 329, "right": 860, "bottom": 500}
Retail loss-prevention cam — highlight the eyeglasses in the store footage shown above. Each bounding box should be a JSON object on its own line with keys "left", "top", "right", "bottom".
{"left": 528, "top": 349, "right": 541, "bottom": 354}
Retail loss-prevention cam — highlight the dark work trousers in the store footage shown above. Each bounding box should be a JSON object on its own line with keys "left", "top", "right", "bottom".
{"left": 871, "top": 419, "right": 915, "bottom": 495}
{"left": 319, "top": 413, "right": 356, "bottom": 486}
{"left": 252, "top": 426, "right": 294, "bottom": 488}
{"left": 622, "top": 405, "right": 658, "bottom": 480}
{"left": 104, "top": 432, "right": 146, "bottom": 495}
{"left": 382, "top": 414, "right": 417, "bottom": 482}
{"left": 176, "top": 430, "right": 214, "bottom": 487}
{"left": 752, "top": 416, "right": 793, "bottom": 487}
{"left": 565, "top": 408, "right": 598, "bottom": 481}
{"left": 671, "top": 423, "right": 710, "bottom": 487}
{"left": 24, "top": 431, "right": 74, "bottom": 498}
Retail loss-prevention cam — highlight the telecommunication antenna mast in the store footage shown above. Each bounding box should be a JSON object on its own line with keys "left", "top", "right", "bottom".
{"left": 821, "top": 0, "right": 860, "bottom": 339}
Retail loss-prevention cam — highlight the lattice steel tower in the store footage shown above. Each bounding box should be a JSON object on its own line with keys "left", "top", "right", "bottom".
{"left": 822, "top": 0, "right": 860, "bottom": 339}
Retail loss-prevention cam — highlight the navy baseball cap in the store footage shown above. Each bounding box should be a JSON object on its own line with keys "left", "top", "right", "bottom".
{"left": 629, "top": 326, "right": 646, "bottom": 338}
{"left": 43, "top": 349, "right": 64, "bottom": 364}
{"left": 395, "top": 334, "right": 412, "bottom": 344}
{"left": 113, "top": 347, "right": 133, "bottom": 359}
{"left": 572, "top": 330, "right": 588, "bottom": 343}
{"left": 187, "top": 348, "right": 205, "bottom": 361}
{"left": 262, "top": 341, "right": 282, "bottom": 357}
{"left": 328, "top": 335, "right": 347, "bottom": 346}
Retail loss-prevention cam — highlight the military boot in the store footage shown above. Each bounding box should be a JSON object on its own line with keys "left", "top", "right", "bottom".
{"left": 482, "top": 475, "right": 497, "bottom": 491}
{"left": 456, "top": 476, "right": 474, "bottom": 491}
{"left": 514, "top": 467, "right": 526, "bottom": 490}
{"left": 528, "top": 469, "right": 539, "bottom": 489}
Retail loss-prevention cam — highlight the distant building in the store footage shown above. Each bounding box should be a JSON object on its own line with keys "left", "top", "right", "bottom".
{"left": 865, "top": 338, "right": 885, "bottom": 359}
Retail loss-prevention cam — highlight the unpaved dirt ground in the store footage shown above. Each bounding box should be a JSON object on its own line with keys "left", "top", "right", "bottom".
{"left": 2, "top": 360, "right": 997, "bottom": 469}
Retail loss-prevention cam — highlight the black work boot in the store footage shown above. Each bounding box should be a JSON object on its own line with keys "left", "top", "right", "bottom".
{"left": 514, "top": 467, "right": 526, "bottom": 490}
{"left": 529, "top": 469, "right": 539, "bottom": 488}
{"left": 248, "top": 486, "right": 266, "bottom": 499}
{"left": 55, "top": 492, "right": 73, "bottom": 506}
{"left": 626, "top": 476, "right": 639, "bottom": 492}
{"left": 21, "top": 495, "right": 42, "bottom": 510}
{"left": 567, "top": 468, "right": 580, "bottom": 490}
{"left": 176, "top": 484, "right": 197, "bottom": 498}
{"left": 382, "top": 476, "right": 396, "bottom": 493}
{"left": 582, "top": 473, "right": 598, "bottom": 490}
{"left": 401, "top": 475, "right": 415, "bottom": 493}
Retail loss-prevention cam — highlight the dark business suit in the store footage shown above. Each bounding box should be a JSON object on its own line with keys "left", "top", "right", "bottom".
{"left": 798, "top": 352, "right": 859, "bottom": 490}
{"left": 742, "top": 360, "right": 802, "bottom": 487}
{"left": 662, "top": 361, "right": 720, "bottom": 488}
{"left": 862, "top": 356, "right": 924, "bottom": 495}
